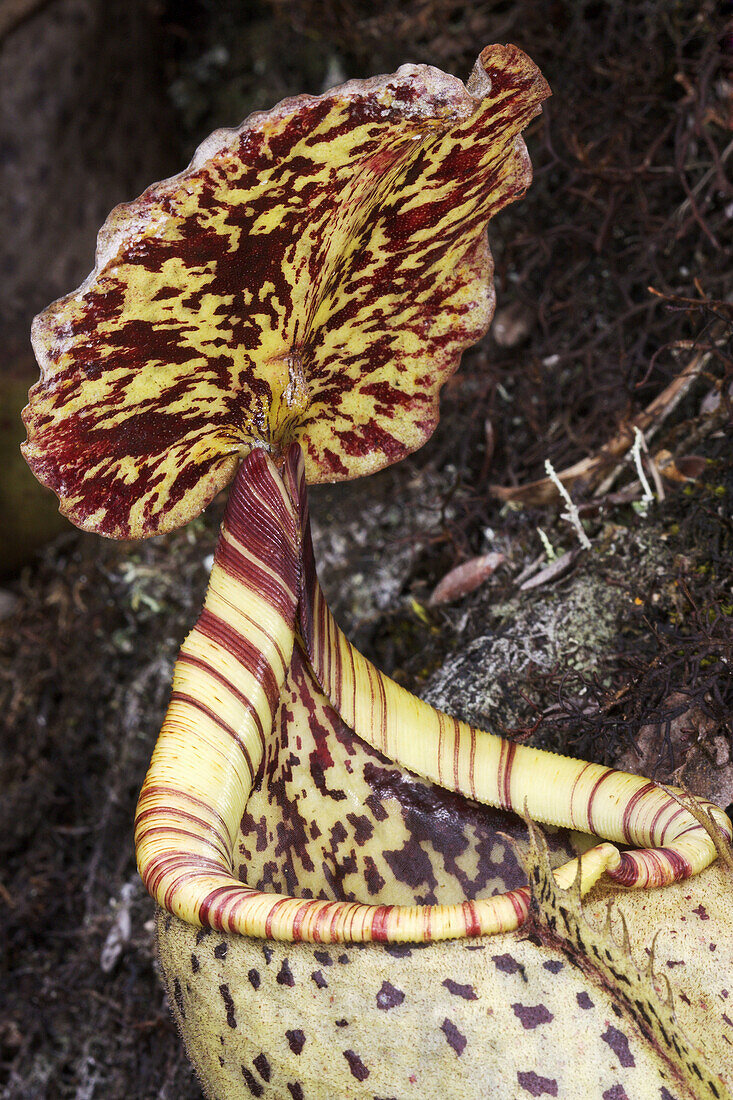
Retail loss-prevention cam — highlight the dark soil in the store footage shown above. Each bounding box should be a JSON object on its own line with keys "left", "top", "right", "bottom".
{"left": 1, "top": 1, "right": 731, "bottom": 1096}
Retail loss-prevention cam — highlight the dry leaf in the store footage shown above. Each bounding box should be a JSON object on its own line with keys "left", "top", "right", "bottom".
{"left": 519, "top": 549, "right": 578, "bottom": 591}
{"left": 429, "top": 552, "right": 505, "bottom": 605}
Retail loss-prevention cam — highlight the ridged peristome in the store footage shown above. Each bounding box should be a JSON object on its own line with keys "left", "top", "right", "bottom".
{"left": 134, "top": 443, "right": 731, "bottom": 944}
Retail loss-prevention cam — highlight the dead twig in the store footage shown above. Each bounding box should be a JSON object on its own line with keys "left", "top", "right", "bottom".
{"left": 490, "top": 345, "right": 710, "bottom": 506}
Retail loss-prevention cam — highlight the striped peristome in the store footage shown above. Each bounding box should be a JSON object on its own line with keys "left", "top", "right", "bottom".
{"left": 137, "top": 447, "right": 540, "bottom": 940}
{"left": 135, "top": 444, "right": 732, "bottom": 943}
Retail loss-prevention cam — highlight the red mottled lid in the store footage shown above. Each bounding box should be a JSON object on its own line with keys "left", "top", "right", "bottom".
{"left": 23, "top": 45, "right": 549, "bottom": 538}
